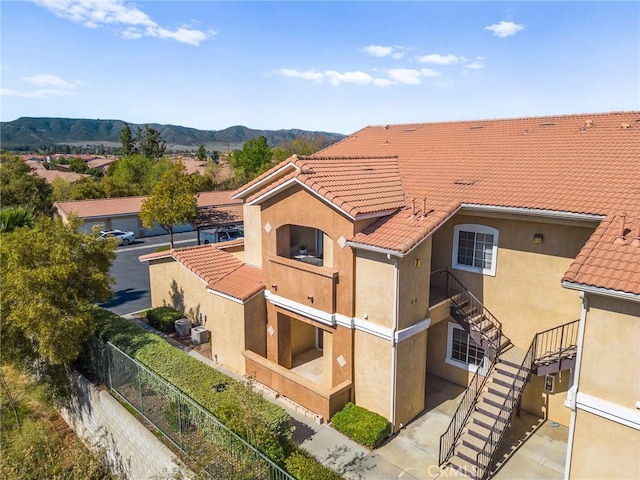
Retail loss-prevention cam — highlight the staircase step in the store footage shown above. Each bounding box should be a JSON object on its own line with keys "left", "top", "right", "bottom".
{"left": 456, "top": 443, "right": 480, "bottom": 466}
{"left": 462, "top": 431, "right": 486, "bottom": 453}
{"left": 487, "top": 380, "right": 512, "bottom": 398}
{"left": 476, "top": 399, "right": 505, "bottom": 420}
{"left": 468, "top": 420, "right": 493, "bottom": 443}
{"left": 480, "top": 390, "right": 508, "bottom": 409}
{"left": 448, "top": 454, "right": 476, "bottom": 479}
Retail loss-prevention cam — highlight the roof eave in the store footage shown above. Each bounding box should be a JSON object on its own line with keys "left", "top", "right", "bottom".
{"left": 561, "top": 280, "right": 640, "bottom": 303}
{"left": 232, "top": 161, "right": 299, "bottom": 200}
{"left": 460, "top": 204, "right": 605, "bottom": 223}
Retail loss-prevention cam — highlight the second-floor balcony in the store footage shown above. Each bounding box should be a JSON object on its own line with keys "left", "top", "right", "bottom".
{"left": 267, "top": 254, "right": 338, "bottom": 312}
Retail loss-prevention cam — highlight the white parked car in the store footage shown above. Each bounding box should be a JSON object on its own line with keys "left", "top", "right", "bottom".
{"left": 98, "top": 229, "right": 136, "bottom": 246}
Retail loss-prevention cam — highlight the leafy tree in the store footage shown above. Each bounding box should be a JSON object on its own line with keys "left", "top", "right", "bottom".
{"left": 196, "top": 144, "right": 207, "bottom": 162}
{"left": 271, "top": 135, "right": 325, "bottom": 163}
{"left": 0, "top": 216, "right": 115, "bottom": 366}
{"left": 139, "top": 162, "right": 197, "bottom": 248}
{"left": 232, "top": 136, "right": 273, "bottom": 180}
{"left": 69, "top": 177, "right": 107, "bottom": 200}
{"left": 140, "top": 125, "right": 167, "bottom": 159}
{"left": 0, "top": 206, "right": 37, "bottom": 233}
{"left": 68, "top": 156, "right": 90, "bottom": 173}
{"left": 51, "top": 177, "right": 73, "bottom": 202}
{"left": 119, "top": 122, "right": 134, "bottom": 155}
{"left": 0, "top": 154, "right": 52, "bottom": 212}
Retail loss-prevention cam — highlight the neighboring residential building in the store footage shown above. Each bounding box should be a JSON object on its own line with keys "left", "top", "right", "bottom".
{"left": 54, "top": 191, "right": 242, "bottom": 237}
{"left": 142, "top": 112, "right": 639, "bottom": 477}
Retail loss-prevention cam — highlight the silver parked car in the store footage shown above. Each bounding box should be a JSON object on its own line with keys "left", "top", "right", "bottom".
{"left": 97, "top": 229, "right": 136, "bottom": 246}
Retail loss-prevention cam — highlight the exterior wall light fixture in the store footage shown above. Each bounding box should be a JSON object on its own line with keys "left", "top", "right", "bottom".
{"left": 533, "top": 233, "right": 544, "bottom": 244}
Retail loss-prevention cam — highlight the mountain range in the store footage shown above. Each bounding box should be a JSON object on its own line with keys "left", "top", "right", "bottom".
{"left": 0, "top": 117, "right": 346, "bottom": 152}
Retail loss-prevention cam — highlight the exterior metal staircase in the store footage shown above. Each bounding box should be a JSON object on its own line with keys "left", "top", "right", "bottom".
{"left": 432, "top": 269, "right": 579, "bottom": 479}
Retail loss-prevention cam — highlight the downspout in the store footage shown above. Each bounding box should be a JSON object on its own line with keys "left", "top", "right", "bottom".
{"left": 564, "top": 292, "right": 589, "bottom": 480}
{"left": 389, "top": 254, "right": 400, "bottom": 432}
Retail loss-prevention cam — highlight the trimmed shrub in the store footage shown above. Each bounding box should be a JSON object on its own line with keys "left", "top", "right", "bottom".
{"left": 91, "top": 308, "right": 292, "bottom": 465}
{"left": 285, "top": 451, "right": 343, "bottom": 480}
{"left": 144, "top": 306, "right": 183, "bottom": 333}
{"left": 330, "top": 402, "right": 390, "bottom": 448}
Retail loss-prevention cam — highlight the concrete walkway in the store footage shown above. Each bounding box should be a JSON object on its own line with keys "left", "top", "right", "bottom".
{"left": 123, "top": 314, "right": 568, "bottom": 479}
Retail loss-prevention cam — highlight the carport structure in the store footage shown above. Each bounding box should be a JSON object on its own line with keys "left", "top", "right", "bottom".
{"left": 54, "top": 191, "right": 243, "bottom": 238}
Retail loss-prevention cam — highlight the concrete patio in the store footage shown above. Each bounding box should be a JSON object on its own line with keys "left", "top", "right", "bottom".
{"left": 296, "top": 374, "right": 568, "bottom": 479}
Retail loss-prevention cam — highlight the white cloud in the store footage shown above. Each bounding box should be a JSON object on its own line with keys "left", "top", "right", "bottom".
{"left": 363, "top": 45, "right": 394, "bottom": 57}
{"left": 362, "top": 45, "right": 406, "bottom": 59}
{"left": 420, "top": 68, "right": 441, "bottom": 77}
{"left": 485, "top": 21, "right": 525, "bottom": 38}
{"left": 387, "top": 68, "right": 422, "bottom": 85}
{"left": 463, "top": 58, "right": 485, "bottom": 69}
{"left": 416, "top": 53, "right": 460, "bottom": 65}
{"left": 21, "top": 73, "right": 77, "bottom": 89}
{"left": 1, "top": 73, "right": 79, "bottom": 98}
{"left": 32, "top": 0, "right": 212, "bottom": 46}
{"left": 276, "top": 68, "right": 376, "bottom": 86}
{"left": 372, "top": 78, "right": 395, "bottom": 87}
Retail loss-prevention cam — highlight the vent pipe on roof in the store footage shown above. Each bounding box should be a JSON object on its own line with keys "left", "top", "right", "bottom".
{"left": 411, "top": 198, "right": 416, "bottom": 216}
{"left": 614, "top": 212, "right": 627, "bottom": 245}
{"left": 633, "top": 216, "right": 640, "bottom": 247}
{"left": 422, "top": 198, "right": 427, "bottom": 217}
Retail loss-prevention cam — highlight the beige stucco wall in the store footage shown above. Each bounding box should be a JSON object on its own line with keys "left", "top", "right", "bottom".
{"left": 395, "top": 330, "right": 428, "bottom": 428}
{"left": 259, "top": 184, "right": 356, "bottom": 316}
{"left": 353, "top": 330, "right": 392, "bottom": 420}
{"left": 570, "top": 409, "right": 640, "bottom": 479}
{"left": 146, "top": 257, "right": 265, "bottom": 376}
{"left": 431, "top": 213, "right": 594, "bottom": 348}
{"left": 521, "top": 371, "right": 571, "bottom": 426}
{"left": 579, "top": 295, "right": 640, "bottom": 408}
{"left": 242, "top": 203, "right": 263, "bottom": 267}
{"left": 354, "top": 250, "right": 395, "bottom": 329}
{"left": 398, "top": 237, "right": 433, "bottom": 330}
{"left": 291, "top": 318, "right": 316, "bottom": 356}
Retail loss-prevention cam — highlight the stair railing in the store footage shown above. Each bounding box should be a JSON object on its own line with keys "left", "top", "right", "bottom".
{"left": 431, "top": 268, "right": 504, "bottom": 358}
{"left": 438, "top": 355, "right": 496, "bottom": 466}
{"left": 533, "top": 319, "right": 579, "bottom": 366}
{"left": 475, "top": 338, "right": 536, "bottom": 480}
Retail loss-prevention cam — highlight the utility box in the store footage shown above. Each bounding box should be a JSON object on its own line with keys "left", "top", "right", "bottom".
{"left": 191, "top": 326, "right": 210, "bottom": 345}
{"left": 174, "top": 318, "right": 191, "bottom": 337}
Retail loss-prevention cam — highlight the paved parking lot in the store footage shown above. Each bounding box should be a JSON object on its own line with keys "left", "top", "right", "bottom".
{"left": 100, "top": 231, "right": 199, "bottom": 315}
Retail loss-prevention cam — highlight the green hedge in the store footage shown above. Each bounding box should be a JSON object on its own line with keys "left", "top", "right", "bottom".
{"left": 330, "top": 402, "right": 390, "bottom": 449}
{"left": 285, "top": 451, "right": 343, "bottom": 480}
{"left": 91, "top": 308, "right": 292, "bottom": 465}
{"left": 144, "top": 306, "right": 183, "bottom": 333}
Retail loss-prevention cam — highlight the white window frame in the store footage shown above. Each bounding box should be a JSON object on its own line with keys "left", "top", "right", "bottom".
{"left": 452, "top": 224, "right": 499, "bottom": 276}
{"left": 445, "top": 322, "right": 488, "bottom": 374}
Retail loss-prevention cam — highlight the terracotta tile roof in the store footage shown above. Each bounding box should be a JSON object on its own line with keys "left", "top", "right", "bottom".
{"left": 33, "top": 169, "right": 90, "bottom": 184}
{"left": 140, "top": 243, "right": 264, "bottom": 302}
{"left": 240, "top": 155, "right": 406, "bottom": 218}
{"left": 54, "top": 190, "right": 240, "bottom": 219}
{"left": 237, "top": 111, "right": 640, "bottom": 296}
{"left": 563, "top": 212, "right": 640, "bottom": 295}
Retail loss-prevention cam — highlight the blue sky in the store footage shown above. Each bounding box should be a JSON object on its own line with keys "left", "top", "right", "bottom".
{"left": 1, "top": 1, "right": 638, "bottom": 134}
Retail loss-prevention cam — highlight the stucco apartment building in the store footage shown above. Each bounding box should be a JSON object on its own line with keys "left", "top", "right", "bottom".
{"left": 141, "top": 112, "right": 639, "bottom": 478}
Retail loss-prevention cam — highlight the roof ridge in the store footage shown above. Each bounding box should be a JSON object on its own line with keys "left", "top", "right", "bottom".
{"left": 363, "top": 110, "right": 640, "bottom": 129}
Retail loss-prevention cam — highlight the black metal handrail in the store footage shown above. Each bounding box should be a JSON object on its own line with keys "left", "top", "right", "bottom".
{"left": 431, "top": 269, "right": 505, "bottom": 358}
{"left": 475, "top": 339, "right": 536, "bottom": 480}
{"left": 534, "top": 319, "right": 579, "bottom": 365}
{"left": 439, "top": 355, "right": 496, "bottom": 466}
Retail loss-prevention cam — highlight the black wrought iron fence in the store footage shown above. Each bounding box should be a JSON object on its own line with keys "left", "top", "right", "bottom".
{"left": 83, "top": 338, "right": 293, "bottom": 480}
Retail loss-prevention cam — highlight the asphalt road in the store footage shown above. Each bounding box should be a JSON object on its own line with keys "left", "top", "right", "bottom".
{"left": 100, "top": 231, "right": 199, "bottom": 315}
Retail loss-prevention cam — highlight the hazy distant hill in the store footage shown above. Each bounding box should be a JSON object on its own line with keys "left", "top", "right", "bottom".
{"left": 0, "top": 117, "right": 346, "bottom": 152}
